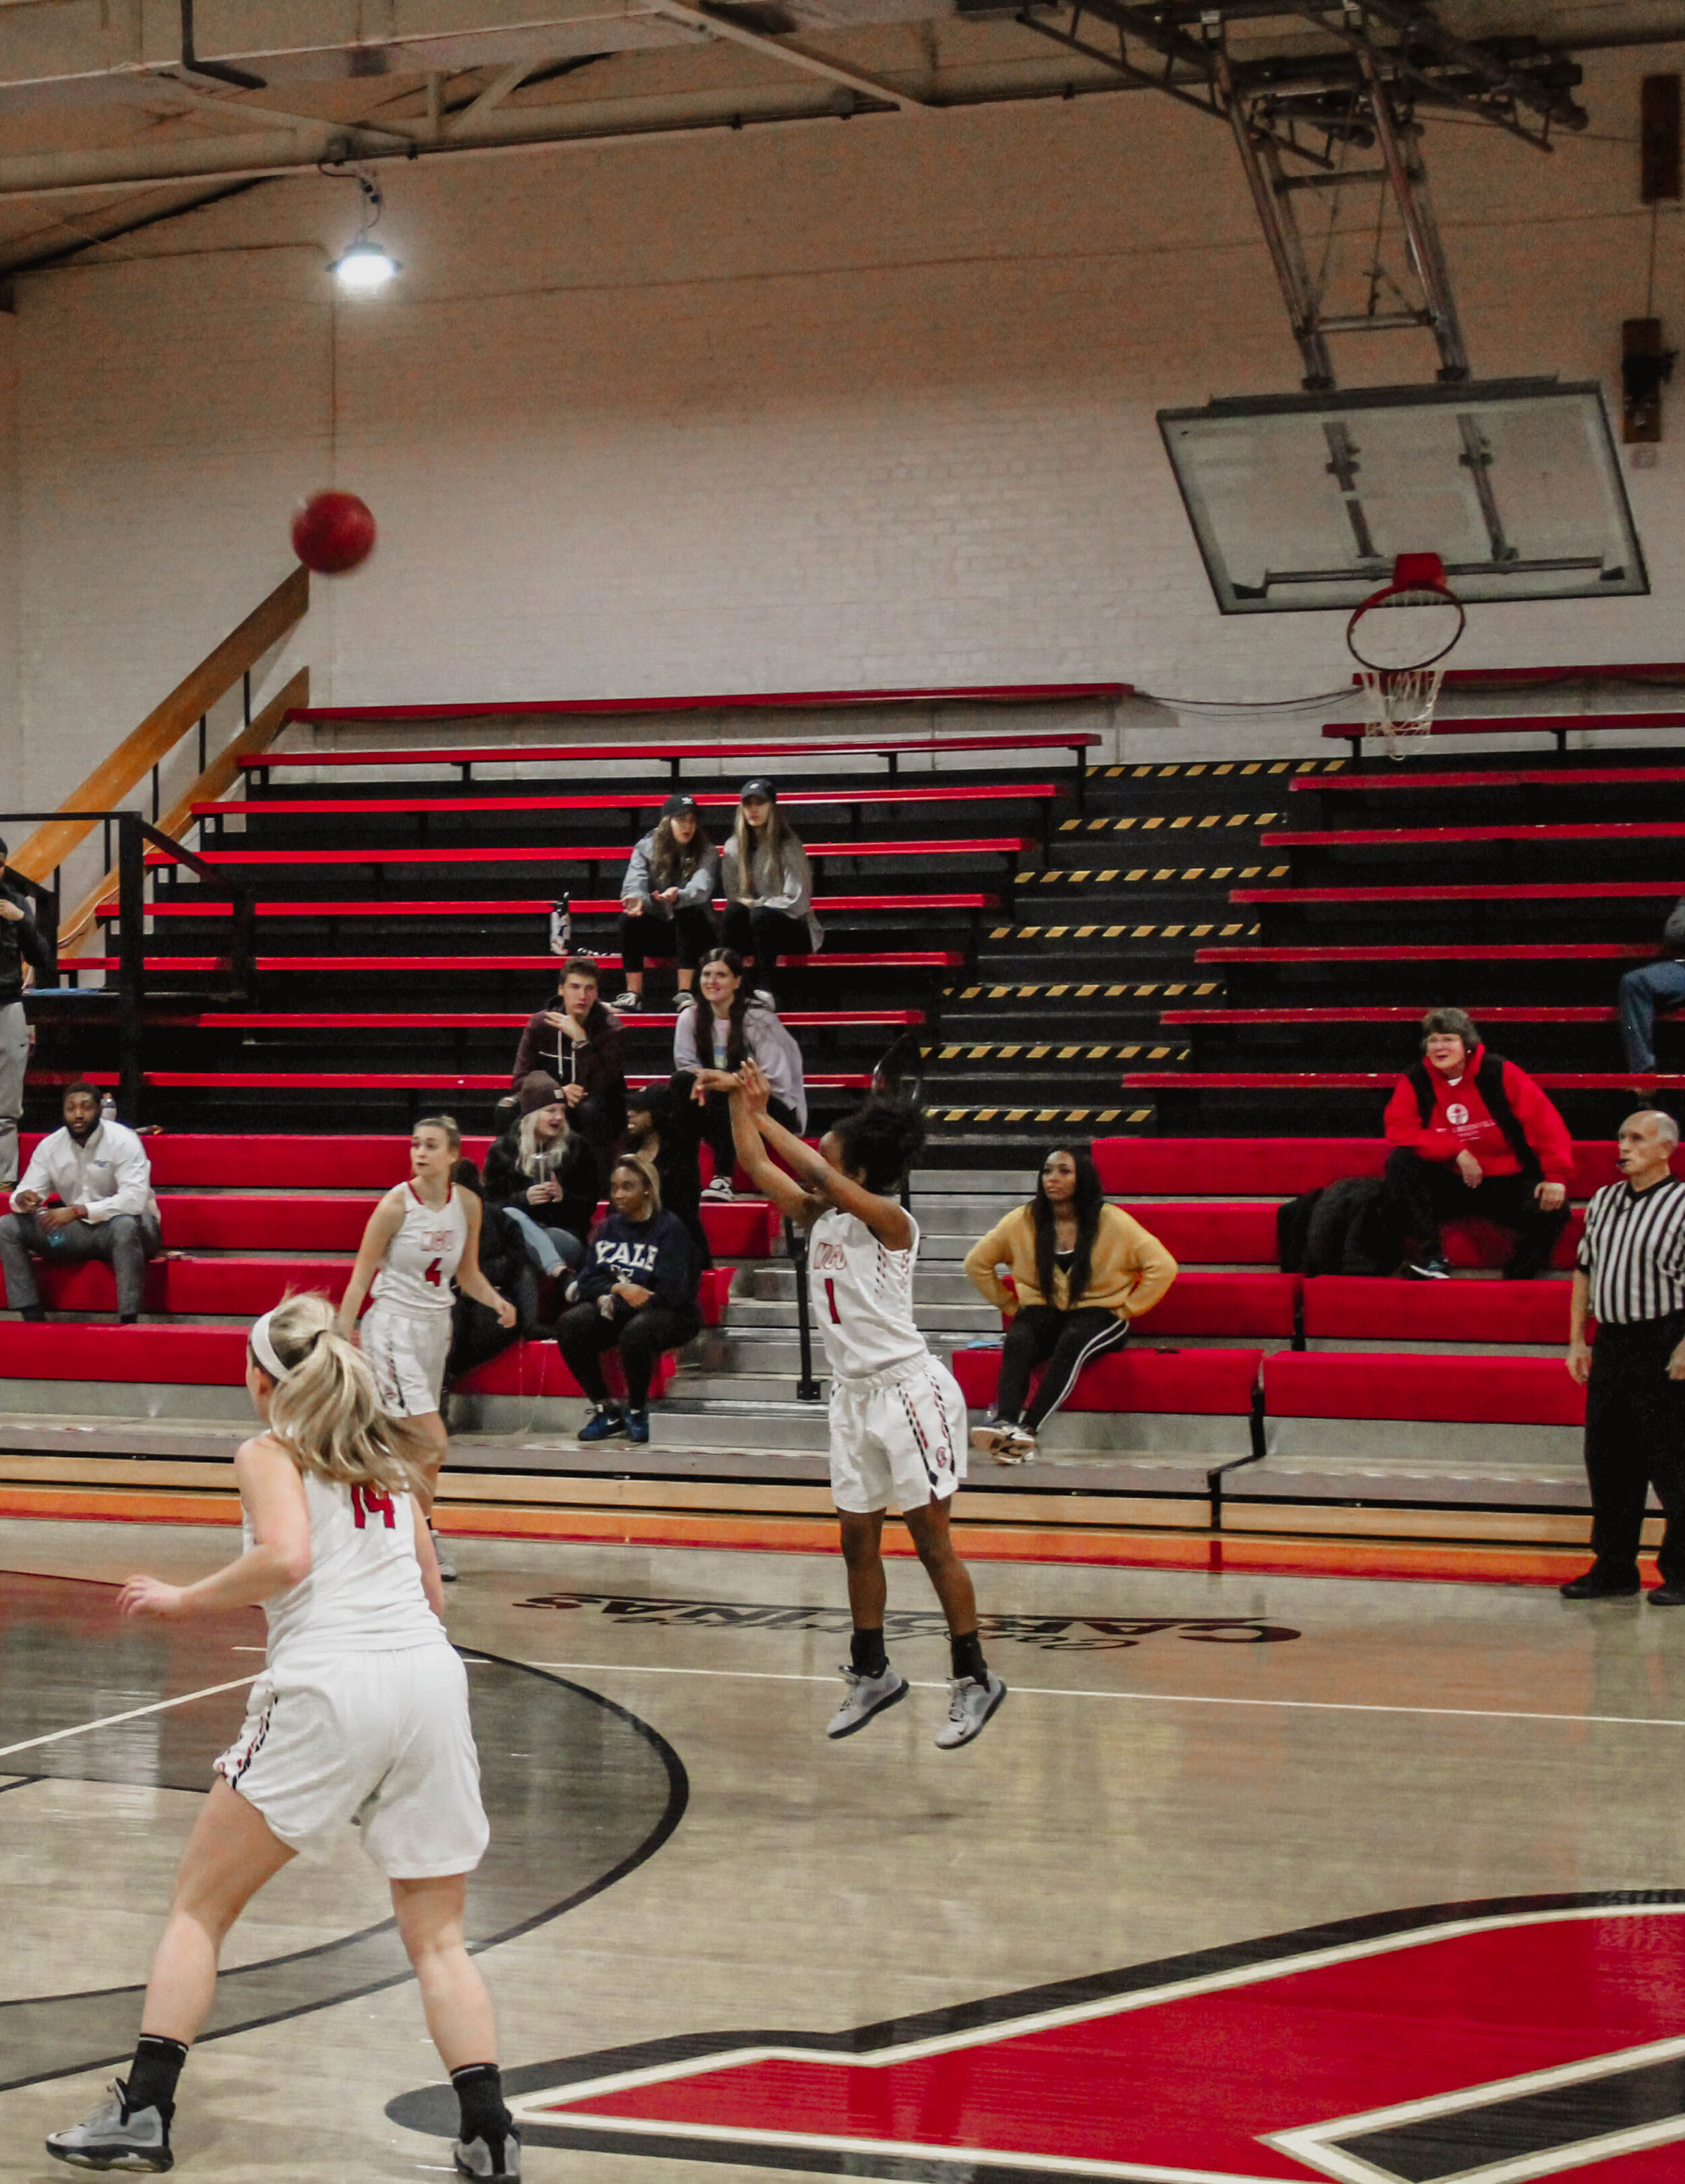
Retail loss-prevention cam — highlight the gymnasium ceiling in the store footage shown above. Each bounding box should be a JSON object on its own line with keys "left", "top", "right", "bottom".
{"left": 0, "top": 0, "right": 1672, "bottom": 277}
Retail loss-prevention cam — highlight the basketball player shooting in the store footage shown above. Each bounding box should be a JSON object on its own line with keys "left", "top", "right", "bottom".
{"left": 729, "top": 1060, "right": 1006, "bottom": 1747}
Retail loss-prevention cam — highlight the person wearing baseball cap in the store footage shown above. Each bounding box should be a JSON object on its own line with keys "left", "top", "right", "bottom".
{"left": 721, "top": 779, "right": 824, "bottom": 1002}
{"left": 614, "top": 789, "right": 719, "bottom": 1013}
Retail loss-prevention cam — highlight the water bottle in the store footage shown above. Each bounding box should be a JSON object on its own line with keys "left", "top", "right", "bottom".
{"left": 548, "top": 894, "right": 571, "bottom": 958}
{"left": 100, "top": 1094, "right": 117, "bottom": 1127}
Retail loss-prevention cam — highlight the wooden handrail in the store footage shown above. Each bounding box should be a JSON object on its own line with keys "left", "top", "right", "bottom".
{"left": 57, "top": 667, "right": 310, "bottom": 950}
{"left": 11, "top": 564, "right": 309, "bottom": 885}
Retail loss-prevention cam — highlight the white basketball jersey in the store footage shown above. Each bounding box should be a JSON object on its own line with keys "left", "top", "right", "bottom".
{"left": 253, "top": 1465, "right": 444, "bottom": 1669}
{"left": 809, "top": 1205, "right": 928, "bottom": 1382}
{"left": 371, "top": 1183, "right": 466, "bottom": 1316}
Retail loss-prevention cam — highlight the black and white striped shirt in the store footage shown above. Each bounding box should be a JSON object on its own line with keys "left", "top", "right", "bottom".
{"left": 1576, "top": 1175, "right": 1685, "bottom": 1324}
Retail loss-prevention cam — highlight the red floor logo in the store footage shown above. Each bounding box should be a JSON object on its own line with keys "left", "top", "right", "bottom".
{"left": 470, "top": 1894, "right": 1685, "bottom": 2183}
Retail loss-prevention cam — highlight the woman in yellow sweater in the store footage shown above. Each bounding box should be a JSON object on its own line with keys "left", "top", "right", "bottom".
{"left": 962, "top": 1146, "right": 1177, "bottom": 1461}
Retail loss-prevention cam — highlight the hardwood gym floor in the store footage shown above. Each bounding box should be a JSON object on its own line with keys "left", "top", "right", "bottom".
{"left": 2, "top": 1518, "right": 1682, "bottom": 2182}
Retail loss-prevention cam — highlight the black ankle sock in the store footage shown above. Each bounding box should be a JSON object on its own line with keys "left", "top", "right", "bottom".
{"left": 125, "top": 2034, "right": 187, "bottom": 2119}
{"left": 850, "top": 1627, "right": 888, "bottom": 1679}
{"left": 951, "top": 1630, "right": 988, "bottom": 1685}
{"left": 452, "top": 2062, "right": 512, "bottom": 2144}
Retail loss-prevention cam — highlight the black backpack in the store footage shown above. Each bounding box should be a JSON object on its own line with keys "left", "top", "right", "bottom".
{"left": 1277, "top": 1176, "right": 1405, "bottom": 1277}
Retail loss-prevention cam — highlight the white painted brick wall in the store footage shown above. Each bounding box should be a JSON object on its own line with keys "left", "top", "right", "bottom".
{"left": 3, "top": 43, "right": 1682, "bottom": 801}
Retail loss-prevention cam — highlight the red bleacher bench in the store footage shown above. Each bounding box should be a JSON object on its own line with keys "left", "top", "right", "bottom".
{"left": 1264, "top": 821, "right": 1685, "bottom": 848}
{"left": 1321, "top": 709, "right": 1685, "bottom": 757}
{"left": 1161, "top": 1007, "right": 1617, "bottom": 1028}
{"left": 1138, "top": 1272, "right": 1297, "bottom": 1339}
{"left": 1232, "top": 882, "right": 1685, "bottom": 906}
{"left": 6, "top": 1257, "right": 737, "bottom": 1330}
{"left": 185, "top": 1010, "right": 921, "bottom": 1032}
{"left": 1300, "top": 1277, "right": 1570, "bottom": 1348}
{"left": 950, "top": 1343, "right": 1263, "bottom": 1419}
{"left": 1296, "top": 766, "right": 1685, "bottom": 795}
{"left": 453, "top": 1342, "right": 675, "bottom": 1401}
{"left": 143, "top": 837, "right": 1034, "bottom": 869}
{"left": 119, "top": 894, "right": 1000, "bottom": 920}
{"left": 199, "top": 784, "right": 1060, "bottom": 819}
{"left": 60, "top": 951, "right": 964, "bottom": 975}
{"left": 1122, "top": 1071, "right": 1685, "bottom": 1101}
{"left": 1264, "top": 1350, "right": 1585, "bottom": 1427}
{"left": 1199, "top": 943, "right": 1654, "bottom": 966}
{"left": 1093, "top": 1137, "right": 1620, "bottom": 1201}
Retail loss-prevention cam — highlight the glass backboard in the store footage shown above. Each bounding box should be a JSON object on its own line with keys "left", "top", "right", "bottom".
{"left": 1157, "top": 378, "right": 1647, "bottom": 615}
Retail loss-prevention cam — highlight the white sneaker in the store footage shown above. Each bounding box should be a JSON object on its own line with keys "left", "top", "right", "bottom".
{"left": 611, "top": 990, "right": 640, "bottom": 1012}
{"left": 825, "top": 1664, "right": 909, "bottom": 1739}
{"left": 453, "top": 2123, "right": 522, "bottom": 2178}
{"left": 934, "top": 1671, "right": 1007, "bottom": 1749}
{"left": 703, "top": 1174, "right": 735, "bottom": 1200}
{"left": 969, "top": 1421, "right": 1037, "bottom": 1464}
{"left": 47, "top": 2080, "right": 173, "bottom": 2171}
{"left": 430, "top": 1527, "right": 458, "bottom": 1582}
{"left": 675, "top": 989, "right": 699, "bottom": 1009}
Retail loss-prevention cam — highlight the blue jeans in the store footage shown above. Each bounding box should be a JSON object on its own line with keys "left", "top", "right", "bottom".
{"left": 503, "top": 1206, "right": 584, "bottom": 1279}
{"left": 1619, "top": 959, "right": 1685, "bottom": 1071}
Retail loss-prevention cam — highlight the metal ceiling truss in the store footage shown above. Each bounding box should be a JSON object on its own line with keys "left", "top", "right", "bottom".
{"left": 1002, "top": 0, "right": 1587, "bottom": 385}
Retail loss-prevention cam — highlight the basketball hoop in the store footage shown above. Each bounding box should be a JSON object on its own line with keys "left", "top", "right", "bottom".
{"left": 1346, "top": 553, "right": 1466, "bottom": 761}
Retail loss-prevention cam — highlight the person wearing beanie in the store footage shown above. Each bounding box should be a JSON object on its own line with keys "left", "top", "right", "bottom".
{"left": 720, "top": 778, "right": 823, "bottom": 1002}
{"left": 1383, "top": 1007, "right": 1574, "bottom": 1280}
{"left": 614, "top": 790, "right": 720, "bottom": 1013}
{"left": 481, "top": 1073, "right": 605, "bottom": 1283}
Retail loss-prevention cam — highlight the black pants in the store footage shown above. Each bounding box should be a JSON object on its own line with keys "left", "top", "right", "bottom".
{"left": 1583, "top": 1315, "right": 1685, "bottom": 1584}
{"left": 618, "top": 905, "right": 717, "bottom": 975}
{"left": 555, "top": 1298, "right": 703, "bottom": 1412}
{"left": 721, "top": 904, "right": 811, "bottom": 995}
{"left": 995, "top": 1305, "right": 1130, "bottom": 1433}
{"left": 697, "top": 1086, "right": 799, "bottom": 1181}
{"left": 1384, "top": 1147, "right": 1568, "bottom": 1278}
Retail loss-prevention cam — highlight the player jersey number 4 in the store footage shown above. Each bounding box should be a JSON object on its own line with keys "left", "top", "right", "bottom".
{"left": 809, "top": 1206, "right": 927, "bottom": 1380}
{"left": 371, "top": 1183, "right": 467, "bottom": 1316}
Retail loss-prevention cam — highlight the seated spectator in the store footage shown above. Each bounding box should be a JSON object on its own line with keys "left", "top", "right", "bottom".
{"left": 675, "top": 946, "right": 806, "bottom": 1199}
{"left": 962, "top": 1145, "right": 1177, "bottom": 1462}
{"left": 1384, "top": 1007, "right": 1572, "bottom": 1280}
{"left": 721, "top": 779, "right": 823, "bottom": 999}
{"left": 482, "top": 1073, "right": 604, "bottom": 1284}
{"left": 626, "top": 1083, "right": 712, "bottom": 1270}
{"left": 613, "top": 792, "right": 719, "bottom": 1014}
{"left": 1620, "top": 896, "right": 1685, "bottom": 1075}
{"left": 509, "top": 956, "right": 626, "bottom": 1150}
{"left": 0, "top": 1079, "right": 162, "bottom": 1323}
{"left": 0, "top": 835, "right": 52, "bottom": 1189}
{"left": 446, "top": 1155, "right": 541, "bottom": 1386}
{"left": 554, "top": 1153, "right": 701, "bottom": 1446}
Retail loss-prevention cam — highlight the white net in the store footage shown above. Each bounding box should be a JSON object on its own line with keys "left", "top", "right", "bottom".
{"left": 1358, "top": 662, "right": 1445, "bottom": 759}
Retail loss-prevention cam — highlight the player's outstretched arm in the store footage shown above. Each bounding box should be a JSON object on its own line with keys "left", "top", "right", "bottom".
{"left": 736, "top": 1062, "right": 911, "bottom": 1249}
{"left": 336, "top": 1187, "right": 406, "bottom": 1337}
{"left": 119, "top": 1439, "right": 312, "bottom": 1619}
{"left": 730, "top": 1065, "right": 822, "bottom": 1224}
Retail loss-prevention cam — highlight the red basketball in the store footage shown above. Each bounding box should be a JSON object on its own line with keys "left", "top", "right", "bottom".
{"left": 291, "top": 490, "right": 376, "bottom": 575}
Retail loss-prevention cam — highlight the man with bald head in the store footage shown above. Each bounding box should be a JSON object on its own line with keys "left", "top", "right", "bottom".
{"left": 1562, "top": 1109, "right": 1685, "bottom": 1600}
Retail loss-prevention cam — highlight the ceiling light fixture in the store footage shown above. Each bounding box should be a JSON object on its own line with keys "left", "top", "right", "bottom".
{"left": 325, "top": 166, "right": 400, "bottom": 294}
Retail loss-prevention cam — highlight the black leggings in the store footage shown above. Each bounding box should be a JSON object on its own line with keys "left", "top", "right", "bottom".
{"left": 995, "top": 1305, "right": 1130, "bottom": 1433}
{"left": 554, "top": 1299, "right": 702, "bottom": 1411}
{"left": 721, "top": 904, "right": 812, "bottom": 992}
{"left": 619, "top": 904, "right": 717, "bottom": 974}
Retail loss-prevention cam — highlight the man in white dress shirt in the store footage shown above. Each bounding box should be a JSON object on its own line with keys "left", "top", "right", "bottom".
{"left": 0, "top": 1080, "right": 161, "bottom": 1323}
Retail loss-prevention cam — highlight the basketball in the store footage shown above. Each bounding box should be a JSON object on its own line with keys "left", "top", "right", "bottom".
{"left": 291, "top": 489, "right": 376, "bottom": 575}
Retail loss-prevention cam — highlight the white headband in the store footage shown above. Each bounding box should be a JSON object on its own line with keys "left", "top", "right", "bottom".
{"left": 249, "top": 1310, "right": 288, "bottom": 1381}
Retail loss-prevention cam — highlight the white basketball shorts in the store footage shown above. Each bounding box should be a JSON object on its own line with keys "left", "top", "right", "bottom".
{"left": 828, "top": 1357, "right": 968, "bottom": 1515}
{"left": 216, "top": 1642, "right": 488, "bottom": 1877}
{"left": 361, "top": 1304, "right": 452, "bottom": 1417}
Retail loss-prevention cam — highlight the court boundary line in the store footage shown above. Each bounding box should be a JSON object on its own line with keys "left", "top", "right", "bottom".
{"left": 0, "top": 1677, "right": 259, "bottom": 1760}
{"left": 522, "top": 1660, "right": 1685, "bottom": 1729}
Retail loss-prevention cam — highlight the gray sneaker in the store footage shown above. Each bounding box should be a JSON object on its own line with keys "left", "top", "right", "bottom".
{"left": 454, "top": 2124, "right": 522, "bottom": 2178}
{"left": 47, "top": 2082, "right": 173, "bottom": 2171}
{"left": 429, "top": 1528, "right": 458, "bottom": 1582}
{"left": 934, "top": 1671, "right": 1007, "bottom": 1749}
{"left": 825, "top": 1664, "right": 909, "bottom": 1739}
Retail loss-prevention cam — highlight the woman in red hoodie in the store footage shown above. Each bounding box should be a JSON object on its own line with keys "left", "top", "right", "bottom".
{"left": 1383, "top": 1007, "right": 1574, "bottom": 1280}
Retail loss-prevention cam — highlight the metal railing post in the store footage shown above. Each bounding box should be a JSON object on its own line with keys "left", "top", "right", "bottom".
{"left": 116, "top": 813, "right": 145, "bottom": 1123}
{"left": 785, "top": 1217, "right": 824, "bottom": 1402}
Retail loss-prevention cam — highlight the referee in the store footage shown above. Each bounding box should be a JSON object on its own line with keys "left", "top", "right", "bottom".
{"left": 1563, "top": 1109, "right": 1685, "bottom": 1601}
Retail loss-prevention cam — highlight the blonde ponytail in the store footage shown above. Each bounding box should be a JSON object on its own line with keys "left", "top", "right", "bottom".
{"left": 256, "top": 1290, "right": 433, "bottom": 1499}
